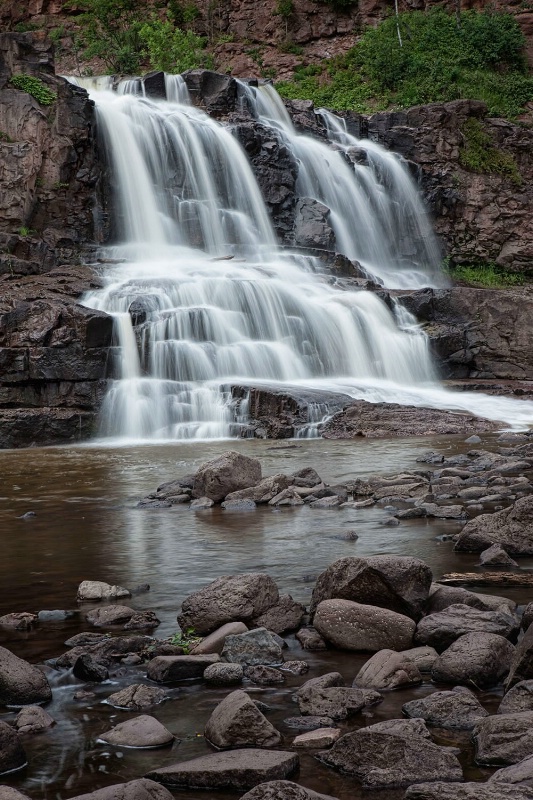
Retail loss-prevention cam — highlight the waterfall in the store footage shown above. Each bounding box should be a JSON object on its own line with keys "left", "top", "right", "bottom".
{"left": 73, "top": 75, "right": 533, "bottom": 440}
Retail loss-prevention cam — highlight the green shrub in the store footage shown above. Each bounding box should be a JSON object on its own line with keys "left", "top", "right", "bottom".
{"left": 139, "top": 17, "right": 212, "bottom": 73}
{"left": 459, "top": 118, "right": 521, "bottom": 184}
{"left": 449, "top": 262, "right": 525, "bottom": 288}
{"left": 10, "top": 75, "right": 57, "bottom": 106}
{"left": 74, "top": 0, "right": 144, "bottom": 73}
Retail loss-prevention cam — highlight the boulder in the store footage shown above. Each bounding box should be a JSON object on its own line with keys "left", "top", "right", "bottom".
{"left": 64, "top": 779, "right": 175, "bottom": 799}
{"left": 203, "top": 663, "right": 243, "bottom": 686}
{"left": 56, "top": 635, "right": 154, "bottom": 669}
{"left": 145, "top": 749, "right": 299, "bottom": 790}
{"left": 489, "top": 753, "right": 533, "bottom": 786}
{"left": 400, "top": 646, "right": 439, "bottom": 673}
{"left": 246, "top": 666, "right": 285, "bottom": 685}
{"left": 98, "top": 715, "right": 174, "bottom": 748}
{"left": 473, "top": 712, "right": 533, "bottom": 765}
{"left": 85, "top": 605, "right": 135, "bottom": 627}
{"left": 297, "top": 687, "right": 381, "bottom": 720}
{"left": 292, "top": 728, "right": 340, "bottom": 748}
{"left": 14, "top": 704, "right": 55, "bottom": 734}
{"left": 178, "top": 573, "right": 279, "bottom": 635}
{"left": 522, "top": 602, "right": 533, "bottom": 631}
{"left": 190, "top": 622, "right": 248, "bottom": 654}
{"left": 317, "top": 729, "right": 462, "bottom": 788}
{"left": 0, "top": 613, "right": 37, "bottom": 630}
{"left": 455, "top": 496, "right": 533, "bottom": 555}
{"left": 204, "top": 690, "right": 281, "bottom": 749}
{"left": 405, "top": 782, "right": 533, "bottom": 799}
{"left": 415, "top": 604, "right": 520, "bottom": 652}
{"left": 0, "top": 645, "right": 52, "bottom": 706}
{"left": 427, "top": 584, "right": 499, "bottom": 614}
{"left": 77, "top": 580, "right": 130, "bottom": 602}
{"left": 146, "top": 654, "right": 219, "bottom": 682}
{"left": 0, "top": 720, "right": 26, "bottom": 775}
{"left": 282, "top": 717, "right": 335, "bottom": 731}
{"left": 72, "top": 654, "right": 109, "bottom": 683}
{"left": 403, "top": 689, "right": 488, "bottom": 730}
{"left": 354, "top": 649, "right": 422, "bottom": 690}
{"left": 0, "top": 788, "right": 32, "bottom": 800}
{"left": 310, "top": 556, "right": 432, "bottom": 621}
{"left": 105, "top": 685, "right": 166, "bottom": 710}
{"left": 479, "top": 544, "right": 519, "bottom": 568}
{"left": 251, "top": 596, "right": 305, "bottom": 635}
{"left": 499, "top": 680, "right": 533, "bottom": 714}
{"left": 313, "top": 599, "right": 416, "bottom": 652}
{"left": 506, "top": 624, "right": 533, "bottom": 688}
{"left": 239, "top": 782, "right": 339, "bottom": 800}
{"left": 431, "top": 632, "right": 515, "bottom": 688}
{"left": 295, "top": 628, "right": 327, "bottom": 651}
{"left": 223, "top": 474, "right": 294, "bottom": 505}
{"left": 362, "top": 718, "right": 431, "bottom": 739}
{"left": 293, "top": 198, "right": 335, "bottom": 250}
{"left": 192, "top": 451, "right": 262, "bottom": 502}
{"left": 221, "top": 628, "right": 283, "bottom": 666}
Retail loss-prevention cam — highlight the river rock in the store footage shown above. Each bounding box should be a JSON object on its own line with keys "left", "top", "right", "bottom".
{"left": 431, "top": 632, "right": 515, "bottom": 688}
{"left": 205, "top": 689, "right": 281, "bottom": 748}
{"left": 246, "top": 666, "right": 285, "bottom": 685}
{"left": 203, "top": 663, "right": 243, "bottom": 686}
{"left": 66, "top": 779, "right": 175, "bottom": 799}
{"left": 282, "top": 661, "right": 309, "bottom": 675}
{"left": 86, "top": 605, "right": 136, "bottom": 627}
{"left": 522, "top": 603, "right": 533, "bottom": 631}
{"left": 362, "top": 718, "right": 431, "bottom": 739}
{"left": 145, "top": 749, "right": 299, "bottom": 790}
{"left": 292, "top": 728, "right": 340, "bottom": 748}
{"left": 506, "top": 624, "right": 533, "bottom": 688}
{"left": 251, "top": 595, "right": 305, "bottom": 634}
{"left": 313, "top": 599, "right": 416, "bottom": 652}
{"left": 178, "top": 573, "right": 279, "bottom": 635}
{"left": 98, "top": 715, "right": 174, "bottom": 748}
{"left": 455, "top": 496, "right": 533, "bottom": 555}
{"left": 282, "top": 716, "right": 335, "bottom": 731}
{"left": 0, "top": 613, "right": 37, "bottom": 630}
{"left": 0, "top": 645, "right": 52, "bottom": 707}
{"left": 73, "top": 654, "right": 109, "bottom": 682}
{"left": 353, "top": 649, "right": 422, "bottom": 690}
{"left": 405, "top": 782, "right": 533, "bottom": 799}
{"left": 223, "top": 474, "right": 294, "bottom": 504}
{"left": 57, "top": 635, "right": 154, "bottom": 669}
{"left": 403, "top": 689, "right": 488, "bottom": 730}
{"left": 414, "top": 604, "right": 520, "bottom": 651}
{"left": 0, "top": 788, "right": 31, "bottom": 800}
{"left": 190, "top": 622, "right": 248, "bottom": 654}
{"left": 499, "top": 680, "right": 533, "bottom": 714}
{"left": 473, "top": 712, "right": 533, "bottom": 765}
{"left": 0, "top": 720, "right": 26, "bottom": 776}
{"left": 428, "top": 584, "right": 498, "bottom": 613}
{"left": 105, "top": 684, "right": 166, "bottom": 710}
{"left": 310, "top": 555, "right": 432, "bottom": 621}
{"left": 479, "top": 544, "right": 519, "bottom": 567}
{"left": 297, "top": 686, "right": 381, "bottom": 720}
{"left": 400, "top": 646, "right": 439, "bottom": 673}
{"left": 192, "top": 451, "right": 262, "bottom": 502}
{"left": 317, "top": 729, "right": 462, "bottom": 788}
{"left": 221, "top": 627, "right": 283, "bottom": 666}
{"left": 14, "top": 704, "right": 55, "bottom": 734}
{"left": 489, "top": 753, "right": 533, "bottom": 786}
{"left": 146, "top": 654, "right": 219, "bottom": 682}
{"left": 295, "top": 628, "right": 327, "bottom": 651}
{"left": 240, "top": 781, "right": 339, "bottom": 800}
{"left": 124, "top": 611, "right": 160, "bottom": 630}
{"left": 296, "top": 672, "right": 344, "bottom": 704}
{"left": 77, "top": 580, "right": 131, "bottom": 602}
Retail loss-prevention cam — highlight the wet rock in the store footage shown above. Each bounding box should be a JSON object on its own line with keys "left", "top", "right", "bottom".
{"left": 506, "top": 624, "right": 533, "bottom": 688}
{"left": 400, "top": 646, "right": 439, "bottom": 673}
{"left": 105, "top": 684, "right": 166, "bottom": 710}
{"left": 420, "top": 503, "right": 467, "bottom": 519}
{"left": 221, "top": 627, "right": 283, "bottom": 666}
{"left": 310, "top": 555, "right": 432, "bottom": 621}
{"left": 479, "top": 544, "right": 519, "bottom": 568}
{"left": 268, "top": 488, "right": 304, "bottom": 507}
{"left": 283, "top": 716, "right": 335, "bottom": 731}
{"left": 124, "top": 611, "right": 160, "bottom": 630}
{"left": 192, "top": 451, "right": 262, "bottom": 503}
{"left": 183, "top": 70, "right": 237, "bottom": 117}
{"left": 14, "top": 704, "right": 55, "bottom": 734}
{"left": 190, "top": 496, "right": 214, "bottom": 510}
{"left": 221, "top": 498, "right": 257, "bottom": 511}
{"left": 455, "top": 496, "right": 533, "bottom": 555}
{"left": 0, "top": 788, "right": 32, "bottom": 800}
{"left": 414, "top": 604, "right": 520, "bottom": 652}
{"left": 98, "top": 714, "right": 174, "bottom": 748}
{"left": 0, "top": 645, "right": 52, "bottom": 707}
{"left": 224, "top": 474, "right": 294, "bottom": 505}
{"left": 281, "top": 661, "right": 309, "bottom": 676}
{"left": 178, "top": 573, "right": 279, "bottom": 636}
{"left": 313, "top": 599, "right": 416, "bottom": 652}
{"left": 473, "top": 712, "right": 533, "bottom": 765}
{"left": 86, "top": 605, "right": 136, "bottom": 627}
{"left": 0, "top": 720, "right": 26, "bottom": 775}
{"left": 252, "top": 595, "right": 305, "bottom": 635}
{"left": 489, "top": 753, "right": 533, "bottom": 786}
{"left": 146, "top": 654, "right": 219, "bottom": 683}
{"left": 64, "top": 779, "right": 175, "bottom": 799}
{"left": 239, "top": 781, "right": 338, "bottom": 800}
{"left": 317, "top": 729, "right": 462, "bottom": 788}
{"left": 191, "top": 622, "right": 248, "bottom": 655}
{"left": 296, "top": 673, "right": 344, "bottom": 703}
{"left": 297, "top": 686, "right": 381, "bottom": 720}
{"left": 56, "top": 635, "right": 154, "bottom": 668}
{"left": 205, "top": 689, "right": 281, "bottom": 749}
{"left": 295, "top": 628, "right": 327, "bottom": 651}
{"left": 73, "top": 654, "right": 109, "bottom": 683}
{"left": 403, "top": 689, "right": 488, "bottom": 730}
{"left": 431, "top": 632, "right": 515, "bottom": 689}
{"left": 294, "top": 197, "right": 335, "bottom": 250}
{"left": 204, "top": 663, "right": 243, "bottom": 686}
{"left": 427, "top": 584, "right": 502, "bottom": 614}
{"left": 354, "top": 649, "right": 422, "bottom": 690}
{"left": 405, "top": 782, "right": 533, "bottom": 799}
{"left": 499, "top": 680, "right": 533, "bottom": 714}
{"left": 77, "top": 580, "right": 131, "bottom": 602}
{"left": 293, "top": 728, "right": 340, "bottom": 748}
{"left": 38, "top": 610, "right": 70, "bottom": 621}
{"left": 362, "top": 718, "right": 431, "bottom": 739}
{"left": 246, "top": 666, "right": 285, "bottom": 685}
{"left": 145, "top": 749, "right": 299, "bottom": 790}
{"left": 0, "top": 613, "right": 37, "bottom": 630}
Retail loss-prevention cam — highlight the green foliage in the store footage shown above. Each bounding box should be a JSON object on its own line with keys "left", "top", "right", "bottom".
{"left": 14, "top": 22, "right": 41, "bottom": 32}
{"left": 448, "top": 261, "right": 525, "bottom": 288}
{"left": 278, "top": 41, "right": 303, "bottom": 55}
{"left": 75, "top": 0, "right": 144, "bottom": 73}
{"left": 459, "top": 118, "right": 521, "bottom": 184}
{"left": 10, "top": 74, "right": 57, "bottom": 106}
{"left": 168, "top": 627, "right": 202, "bottom": 654}
{"left": 275, "top": 0, "right": 294, "bottom": 17}
{"left": 18, "top": 226, "right": 36, "bottom": 237}
{"left": 0, "top": 131, "right": 12, "bottom": 142}
{"left": 277, "top": 9, "right": 533, "bottom": 118}
{"left": 139, "top": 17, "right": 212, "bottom": 73}
{"left": 167, "top": 0, "right": 201, "bottom": 27}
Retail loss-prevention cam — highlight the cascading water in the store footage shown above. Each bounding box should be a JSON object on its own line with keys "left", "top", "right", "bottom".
{"left": 75, "top": 75, "right": 533, "bottom": 440}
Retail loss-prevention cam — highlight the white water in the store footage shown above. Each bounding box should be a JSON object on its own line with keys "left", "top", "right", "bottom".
{"left": 73, "top": 76, "right": 533, "bottom": 439}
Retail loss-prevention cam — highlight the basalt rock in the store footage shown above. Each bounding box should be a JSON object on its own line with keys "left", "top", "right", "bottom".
{"left": 204, "top": 689, "right": 282, "bottom": 748}
{"left": 65, "top": 779, "right": 175, "bottom": 799}
{"left": 455, "top": 496, "right": 533, "bottom": 555}
{"left": 0, "top": 720, "right": 26, "bottom": 776}
{"left": 0, "top": 645, "right": 52, "bottom": 707}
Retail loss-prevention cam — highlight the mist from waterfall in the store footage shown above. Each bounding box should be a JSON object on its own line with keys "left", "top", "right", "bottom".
{"left": 74, "top": 75, "right": 533, "bottom": 440}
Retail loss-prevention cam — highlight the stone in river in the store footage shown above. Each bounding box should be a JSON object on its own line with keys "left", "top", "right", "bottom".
{"left": 473, "top": 712, "right": 533, "bottom": 765}
{"left": 415, "top": 604, "right": 519, "bottom": 652}
{"left": 105, "top": 684, "right": 166, "bottom": 710}
{"left": 0, "top": 720, "right": 26, "bottom": 775}
{"left": 403, "top": 689, "right": 488, "bottom": 730}
{"left": 77, "top": 580, "right": 131, "bottom": 602}
{"left": 239, "top": 781, "right": 339, "bottom": 800}
{"left": 221, "top": 628, "right": 283, "bottom": 666}
{"left": 405, "top": 782, "right": 533, "bottom": 799}
{"left": 146, "top": 654, "right": 219, "bottom": 682}
{"left": 454, "top": 495, "right": 533, "bottom": 555}
{"left": 14, "top": 705, "right": 55, "bottom": 734}
{"left": 192, "top": 451, "right": 262, "bottom": 502}
{"left": 98, "top": 714, "right": 174, "bottom": 748}
{"left": 0, "top": 645, "right": 52, "bottom": 707}
{"left": 313, "top": 599, "right": 415, "bottom": 652}
{"left": 354, "top": 649, "right": 422, "bottom": 690}
{"left": 63, "top": 778, "right": 174, "bottom": 799}
{"left": 204, "top": 689, "right": 281, "bottom": 748}
{"left": 431, "top": 632, "right": 515, "bottom": 688}
{"left": 203, "top": 663, "right": 243, "bottom": 686}
{"left": 190, "top": 621, "right": 248, "bottom": 654}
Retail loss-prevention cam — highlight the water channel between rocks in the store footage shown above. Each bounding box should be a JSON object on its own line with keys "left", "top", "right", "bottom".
{"left": 1, "top": 434, "right": 531, "bottom": 799}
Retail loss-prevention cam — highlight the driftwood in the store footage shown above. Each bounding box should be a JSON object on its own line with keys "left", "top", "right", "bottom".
{"left": 439, "top": 572, "right": 533, "bottom": 587}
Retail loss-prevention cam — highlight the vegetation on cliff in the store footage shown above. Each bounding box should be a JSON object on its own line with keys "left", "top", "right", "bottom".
{"left": 277, "top": 9, "right": 533, "bottom": 118}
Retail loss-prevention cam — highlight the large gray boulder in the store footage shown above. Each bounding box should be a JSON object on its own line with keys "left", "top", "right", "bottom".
{"left": 402, "top": 689, "right": 488, "bottom": 730}
{"left": 14, "top": 704, "right": 55, "bottom": 734}
{"left": 400, "top": 646, "right": 439, "bottom": 673}
{"left": 506, "top": 624, "right": 533, "bottom": 689}
{"left": 146, "top": 654, "right": 219, "bottom": 682}
{"left": 178, "top": 573, "right": 279, "bottom": 635}
{"left": 97, "top": 715, "right": 173, "bottom": 748}
{"left": 191, "top": 622, "right": 248, "bottom": 654}
{"left": 313, "top": 599, "right": 415, "bottom": 652}
{"left": 431, "top": 632, "right": 515, "bottom": 688}
{"left": 0, "top": 720, "right": 26, "bottom": 776}
{"left": 317, "top": 729, "right": 462, "bottom": 788}
{"left": 221, "top": 628, "right": 283, "bottom": 666}
{"left": 145, "top": 749, "right": 299, "bottom": 790}
{"left": 405, "top": 782, "right": 533, "bottom": 799}
{"left": 105, "top": 684, "right": 166, "bottom": 710}
{"left": 354, "top": 649, "right": 422, "bottom": 690}
{"left": 454, "top": 495, "right": 533, "bottom": 555}
{"left": 473, "top": 712, "right": 533, "bottom": 765}
{"left": 428, "top": 584, "right": 500, "bottom": 614}
{"left": 76, "top": 580, "right": 131, "bottom": 602}
{"left": 415, "top": 604, "right": 520, "bottom": 652}
{"left": 297, "top": 686, "right": 382, "bottom": 720}
{"left": 489, "top": 753, "right": 533, "bottom": 786}
{"left": 204, "top": 689, "right": 281, "bottom": 748}
{"left": 64, "top": 779, "right": 175, "bottom": 799}
{"left": 239, "top": 781, "right": 339, "bottom": 800}
{"left": 499, "top": 680, "right": 533, "bottom": 714}
{"left": 0, "top": 645, "right": 52, "bottom": 707}
{"left": 310, "top": 556, "right": 432, "bottom": 621}
{"left": 192, "top": 451, "right": 262, "bottom": 502}
{"left": 251, "top": 595, "right": 305, "bottom": 635}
